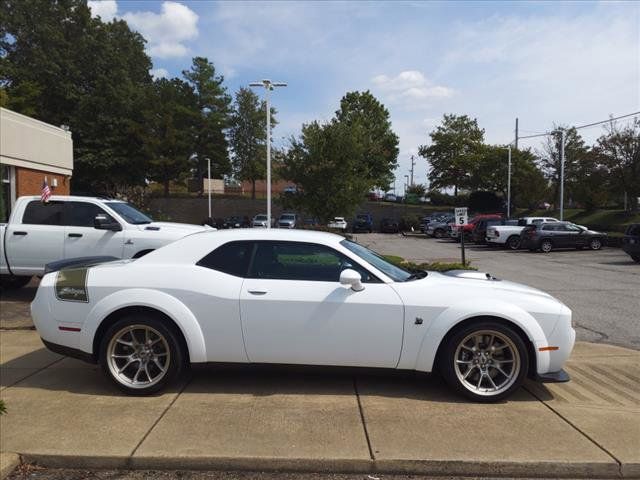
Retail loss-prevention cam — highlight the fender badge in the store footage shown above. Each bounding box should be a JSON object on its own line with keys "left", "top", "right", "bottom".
{"left": 415, "top": 317, "right": 423, "bottom": 325}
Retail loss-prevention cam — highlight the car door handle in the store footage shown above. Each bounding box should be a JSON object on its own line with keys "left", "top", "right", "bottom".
{"left": 68, "top": 233, "right": 83, "bottom": 238}
{"left": 13, "top": 231, "right": 27, "bottom": 236}
{"left": 248, "top": 290, "right": 267, "bottom": 295}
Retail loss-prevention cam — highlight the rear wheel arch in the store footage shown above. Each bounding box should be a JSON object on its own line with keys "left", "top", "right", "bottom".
{"left": 434, "top": 315, "right": 537, "bottom": 379}
{"left": 92, "top": 306, "right": 190, "bottom": 365}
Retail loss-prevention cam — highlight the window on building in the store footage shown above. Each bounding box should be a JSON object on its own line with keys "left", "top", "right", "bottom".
{"left": 1, "top": 165, "right": 11, "bottom": 223}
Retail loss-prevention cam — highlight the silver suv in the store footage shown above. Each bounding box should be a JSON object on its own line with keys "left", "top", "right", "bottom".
{"left": 277, "top": 213, "right": 298, "bottom": 229}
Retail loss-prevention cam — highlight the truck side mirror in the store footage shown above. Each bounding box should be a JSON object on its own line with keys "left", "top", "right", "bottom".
{"left": 94, "top": 214, "right": 122, "bottom": 232}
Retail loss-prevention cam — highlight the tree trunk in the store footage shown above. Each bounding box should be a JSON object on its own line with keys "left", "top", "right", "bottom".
{"left": 164, "top": 179, "right": 170, "bottom": 197}
{"left": 251, "top": 180, "right": 256, "bottom": 200}
{"left": 454, "top": 184, "right": 458, "bottom": 197}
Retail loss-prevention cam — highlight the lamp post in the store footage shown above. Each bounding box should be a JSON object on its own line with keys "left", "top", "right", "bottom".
{"left": 507, "top": 145, "right": 512, "bottom": 219}
{"left": 559, "top": 129, "right": 566, "bottom": 221}
{"left": 249, "top": 79, "right": 287, "bottom": 229}
{"left": 189, "top": 154, "right": 212, "bottom": 221}
{"left": 404, "top": 174, "right": 409, "bottom": 198}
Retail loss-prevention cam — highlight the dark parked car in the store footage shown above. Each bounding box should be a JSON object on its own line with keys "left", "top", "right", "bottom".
{"left": 420, "top": 212, "right": 450, "bottom": 232}
{"left": 520, "top": 222, "right": 606, "bottom": 253}
{"left": 353, "top": 213, "right": 374, "bottom": 233}
{"left": 222, "top": 216, "right": 250, "bottom": 228}
{"left": 622, "top": 224, "right": 640, "bottom": 263}
{"left": 380, "top": 218, "right": 399, "bottom": 233}
{"left": 425, "top": 215, "right": 454, "bottom": 238}
{"left": 472, "top": 218, "right": 518, "bottom": 244}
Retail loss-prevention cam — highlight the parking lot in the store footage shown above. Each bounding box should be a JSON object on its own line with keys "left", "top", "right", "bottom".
{"left": 356, "top": 233, "right": 640, "bottom": 350}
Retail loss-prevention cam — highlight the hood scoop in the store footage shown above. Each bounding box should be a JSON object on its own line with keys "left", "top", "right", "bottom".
{"left": 442, "top": 270, "right": 501, "bottom": 281}
{"left": 144, "top": 226, "right": 161, "bottom": 231}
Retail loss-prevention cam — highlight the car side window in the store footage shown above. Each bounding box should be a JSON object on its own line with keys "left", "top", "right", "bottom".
{"left": 249, "top": 241, "right": 378, "bottom": 283}
{"left": 541, "top": 224, "right": 556, "bottom": 231}
{"left": 66, "top": 202, "right": 114, "bottom": 227}
{"left": 22, "top": 200, "right": 66, "bottom": 225}
{"left": 197, "top": 241, "right": 254, "bottom": 277}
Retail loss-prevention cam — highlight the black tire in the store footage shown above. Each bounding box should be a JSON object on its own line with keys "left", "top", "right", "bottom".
{"left": 540, "top": 239, "right": 553, "bottom": 253}
{"left": 434, "top": 229, "right": 444, "bottom": 239}
{"left": 440, "top": 321, "right": 529, "bottom": 402}
{"left": 631, "top": 254, "right": 640, "bottom": 263}
{"left": 589, "top": 238, "right": 603, "bottom": 250}
{"left": 99, "top": 313, "right": 185, "bottom": 395}
{"left": 506, "top": 235, "right": 521, "bottom": 250}
{"left": 0, "top": 275, "right": 32, "bottom": 290}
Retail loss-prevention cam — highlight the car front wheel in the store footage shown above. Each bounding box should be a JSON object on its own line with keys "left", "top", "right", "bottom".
{"left": 441, "top": 322, "right": 528, "bottom": 402}
{"left": 100, "top": 313, "right": 185, "bottom": 395}
{"left": 589, "top": 238, "right": 603, "bottom": 250}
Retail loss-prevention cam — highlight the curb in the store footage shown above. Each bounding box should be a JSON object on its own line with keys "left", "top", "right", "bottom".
{"left": 0, "top": 452, "right": 20, "bottom": 480}
{"left": 18, "top": 453, "right": 631, "bottom": 479}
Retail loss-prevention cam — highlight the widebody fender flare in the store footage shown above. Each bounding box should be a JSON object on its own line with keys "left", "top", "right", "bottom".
{"left": 80, "top": 288, "right": 207, "bottom": 362}
{"left": 412, "top": 299, "right": 549, "bottom": 373}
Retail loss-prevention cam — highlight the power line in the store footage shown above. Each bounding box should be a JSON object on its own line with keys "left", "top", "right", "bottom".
{"left": 518, "top": 111, "right": 640, "bottom": 140}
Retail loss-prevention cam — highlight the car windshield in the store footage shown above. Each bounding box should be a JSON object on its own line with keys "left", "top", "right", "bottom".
{"left": 105, "top": 202, "right": 152, "bottom": 225}
{"left": 281, "top": 214, "right": 295, "bottom": 220}
{"left": 255, "top": 215, "right": 267, "bottom": 221}
{"left": 357, "top": 215, "right": 368, "bottom": 220}
{"left": 340, "top": 240, "right": 412, "bottom": 282}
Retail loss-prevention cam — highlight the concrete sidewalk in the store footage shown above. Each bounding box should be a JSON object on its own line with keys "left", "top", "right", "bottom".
{"left": 1, "top": 330, "right": 638, "bottom": 478}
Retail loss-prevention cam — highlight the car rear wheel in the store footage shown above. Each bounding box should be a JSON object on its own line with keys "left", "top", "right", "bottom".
{"left": 100, "top": 314, "right": 185, "bottom": 395}
{"left": 589, "top": 238, "right": 603, "bottom": 250}
{"left": 506, "top": 235, "right": 521, "bottom": 250}
{"left": 440, "top": 322, "right": 528, "bottom": 402}
{"left": 540, "top": 239, "right": 553, "bottom": 253}
{"left": 434, "top": 229, "right": 444, "bottom": 239}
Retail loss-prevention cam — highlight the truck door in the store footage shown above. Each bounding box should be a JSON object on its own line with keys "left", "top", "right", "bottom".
{"left": 63, "top": 201, "right": 125, "bottom": 260}
{"left": 5, "top": 200, "right": 66, "bottom": 275}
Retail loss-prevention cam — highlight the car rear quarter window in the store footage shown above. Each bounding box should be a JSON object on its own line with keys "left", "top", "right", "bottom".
{"left": 197, "top": 241, "right": 254, "bottom": 277}
{"left": 22, "top": 201, "right": 66, "bottom": 225}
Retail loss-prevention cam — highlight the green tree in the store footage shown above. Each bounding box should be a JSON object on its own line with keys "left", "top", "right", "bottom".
{"left": 538, "top": 126, "right": 588, "bottom": 209}
{"left": 1, "top": 0, "right": 153, "bottom": 193}
{"left": 228, "top": 87, "right": 276, "bottom": 199}
{"left": 593, "top": 119, "right": 640, "bottom": 211}
{"left": 334, "top": 91, "right": 399, "bottom": 189}
{"left": 182, "top": 57, "right": 232, "bottom": 185}
{"left": 407, "top": 184, "right": 426, "bottom": 196}
{"left": 284, "top": 121, "right": 369, "bottom": 221}
{"left": 419, "top": 114, "right": 485, "bottom": 196}
{"left": 143, "top": 78, "right": 198, "bottom": 196}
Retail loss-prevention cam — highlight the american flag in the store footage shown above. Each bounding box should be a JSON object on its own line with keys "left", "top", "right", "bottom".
{"left": 41, "top": 178, "right": 52, "bottom": 203}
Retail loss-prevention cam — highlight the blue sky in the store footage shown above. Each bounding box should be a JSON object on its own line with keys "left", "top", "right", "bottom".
{"left": 88, "top": 0, "right": 639, "bottom": 187}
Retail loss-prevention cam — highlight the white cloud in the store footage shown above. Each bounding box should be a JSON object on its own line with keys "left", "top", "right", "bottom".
{"left": 371, "top": 70, "right": 454, "bottom": 108}
{"left": 122, "top": 1, "right": 198, "bottom": 59}
{"left": 149, "top": 68, "right": 169, "bottom": 79}
{"left": 87, "top": 0, "right": 118, "bottom": 21}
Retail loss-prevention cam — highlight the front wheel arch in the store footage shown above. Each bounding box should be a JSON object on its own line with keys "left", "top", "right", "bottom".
{"left": 92, "top": 306, "right": 190, "bottom": 365}
{"left": 433, "top": 315, "right": 537, "bottom": 379}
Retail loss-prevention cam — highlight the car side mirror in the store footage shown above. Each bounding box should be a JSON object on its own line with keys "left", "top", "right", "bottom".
{"left": 94, "top": 214, "right": 122, "bottom": 232}
{"left": 340, "top": 268, "right": 364, "bottom": 292}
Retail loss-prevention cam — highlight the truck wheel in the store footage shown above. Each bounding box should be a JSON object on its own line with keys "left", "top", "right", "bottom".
{"left": 440, "top": 321, "right": 528, "bottom": 402}
{"left": 0, "top": 275, "right": 32, "bottom": 289}
{"left": 100, "top": 313, "right": 185, "bottom": 395}
{"left": 506, "top": 236, "right": 521, "bottom": 250}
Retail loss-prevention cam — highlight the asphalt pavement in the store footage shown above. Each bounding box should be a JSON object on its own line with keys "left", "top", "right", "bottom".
{"left": 357, "top": 233, "right": 640, "bottom": 350}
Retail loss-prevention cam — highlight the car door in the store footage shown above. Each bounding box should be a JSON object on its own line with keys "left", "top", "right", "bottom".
{"left": 558, "top": 223, "right": 580, "bottom": 247}
{"left": 5, "top": 200, "right": 66, "bottom": 275}
{"left": 239, "top": 241, "right": 404, "bottom": 368}
{"left": 564, "top": 223, "right": 587, "bottom": 247}
{"left": 63, "top": 201, "right": 125, "bottom": 259}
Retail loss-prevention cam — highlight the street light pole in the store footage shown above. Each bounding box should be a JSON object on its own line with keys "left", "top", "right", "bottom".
{"left": 507, "top": 146, "right": 512, "bottom": 219}
{"left": 207, "top": 157, "right": 211, "bottom": 219}
{"left": 250, "top": 79, "right": 287, "bottom": 229}
{"left": 560, "top": 129, "right": 566, "bottom": 221}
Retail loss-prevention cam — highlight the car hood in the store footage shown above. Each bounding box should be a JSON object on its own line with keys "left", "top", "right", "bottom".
{"left": 437, "top": 270, "right": 555, "bottom": 300}
{"left": 136, "top": 222, "right": 211, "bottom": 235}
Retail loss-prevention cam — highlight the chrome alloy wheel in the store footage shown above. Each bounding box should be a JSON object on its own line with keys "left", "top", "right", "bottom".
{"left": 106, "top": 324, "right": 170, "bottom": 389}
{"left": 590, "top": 238, "right": 602, "bottom": 250}
{"left": 453, "top": 330, "right": 521, "bottom": 397}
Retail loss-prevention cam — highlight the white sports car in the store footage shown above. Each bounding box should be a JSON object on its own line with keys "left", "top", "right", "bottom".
{"left": 31, "top": 229, "right": 575, "bottom": 401}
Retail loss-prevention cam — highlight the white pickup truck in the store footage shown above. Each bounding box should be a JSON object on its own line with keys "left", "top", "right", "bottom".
{"left": 1, "top": 195, "right": 210, "bottom": 288}
{"left": 486, "top": 216, "right": 559, "bottom": 250}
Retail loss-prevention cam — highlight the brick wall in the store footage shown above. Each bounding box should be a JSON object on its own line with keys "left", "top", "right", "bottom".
{"left": 15, "top": 166, "right": 70, "bottom": 197}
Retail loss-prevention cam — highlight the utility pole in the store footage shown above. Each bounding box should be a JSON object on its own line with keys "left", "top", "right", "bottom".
{"left": 410, "top": 155, "right": 416, "bottom": 186}
{"left": 250, "top": 79, "right": 287, "bottom": 228}
{"left": 559, "top": 129, "right": 566, "bottom": 221}
{"left": 515, "top": 117, "right": 519, "bottom": 150}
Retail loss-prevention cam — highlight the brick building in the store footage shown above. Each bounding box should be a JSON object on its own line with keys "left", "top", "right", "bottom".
{"left": 0, "top": 108, "right": 73, "bottom": 221}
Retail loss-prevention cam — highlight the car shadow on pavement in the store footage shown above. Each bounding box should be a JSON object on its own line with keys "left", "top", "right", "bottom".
{"left": 1, "top": 352, "right": 555, "bottom": 404}
{"left": 0, "top": 278, "right": 39, "bottom": 302}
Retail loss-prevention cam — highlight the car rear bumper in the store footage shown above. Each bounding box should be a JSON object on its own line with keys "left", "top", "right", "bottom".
{"left": 42, "top": 339, "right": 97, "bottom": 364}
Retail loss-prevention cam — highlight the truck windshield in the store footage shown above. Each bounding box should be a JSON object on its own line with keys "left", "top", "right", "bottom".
{"left": 105, "top": 202, "right": 153, "bottom": 224}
